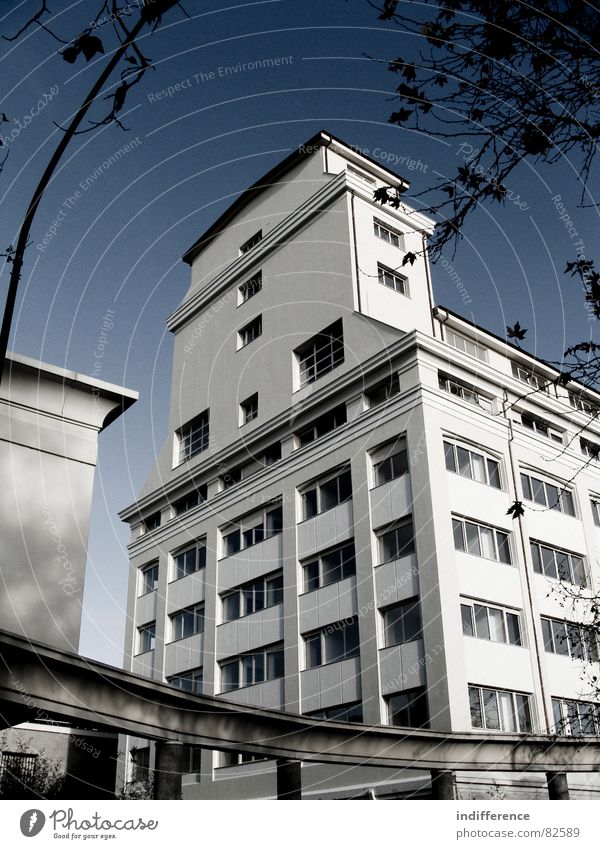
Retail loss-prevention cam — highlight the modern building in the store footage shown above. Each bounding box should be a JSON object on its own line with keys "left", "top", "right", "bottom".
{"left": 120, "top": 131, "right": 600, "bottom": 799}
{"left": 0, "top": 351, "right": 137, "bottom": 797}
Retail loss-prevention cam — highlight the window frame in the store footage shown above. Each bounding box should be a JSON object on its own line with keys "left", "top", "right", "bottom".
{"left": 306, "top": 701, "right": 363, "bottom": 723}
{"left": 438, "top": 373, "right": 492, "bottom": 412}
{"left": 139, "top": 561, "right": 159, "bottom": 596}
{"left": 221, "top": 570, "right": 284, "bottom": 622}
{"left": 171, "top": 540, "right": 207, "bottom": 582}
{"left": 219, "top": 643, "right": 284, "bottom": 693}
{"left": 452, "top": 516, "right": 512, "bottom": 564}
{"left": 377, "top": 262, "right": 409, "bottom": 296}
{"left": 520, "top": 471, "right": 575, "bottom": 515}
{"left": 300, "top": 467, "right": 352, "bottom": 521}
{"left": 461, "top": 599, "right": 522, "bottom": 646}
{"left": 541, "top": 616, "right": 599, "bottom": 663}
{"left": 373, "top": 216, "right": 405, "bottom": 250}
{"left": 468, "top": 685, "right": 533, "bottom": 733}
{"left": 376, "top": 519, "right": 416, "bottom": 564}
{"left": 372, "top": 437, "right": 408, "bottom": 487}
{"left": 240, "top": 392, "right": 259, "bottom": 426}
{"left": 520, "top": 412, "right": 563, "bottom": 443}
{"left": 172, "top": 485, "right": 207, "bottom": 516}
{"left": 169, "top": 603, "right": 205, "bottom": 642}
{"left": 386, "top": 687, "right": 429, "bottom": 729}
{"left": 303, "top": 618, "right": 360, "bottom": 669}
{"left": 239, "top": 229, "right": 262, "bottom": 255}
{"left": 511, "top": 361, "right": 550, "bottom": 394}
{"left": 446, "top": 329, "right": 488, "bottom": 362}
{"left": 137, "top": 622, "right": 156, "bottom": 655}
{"left": 296, "top": 404, "right": 347, "bottom": 447}
{"left": 295, "top": 319, "right": 344, "bottom": 388}
{"left": 176, "top": 410, "right": 210, "bottom": 465}
{"left": 382, "top": 597, "right": 422, "bottom": 647}
{"left": 530, "top": 540, "right": 587, "bottom": 588}
{"left": 552, "top": 697, "right": 600, "bottom": 736}
{"left": 365, "top": 373, "right": 401, "bottom": 407}
{"left": 221, "top": 501, "right": 283, "bottom": 558}
{"left": 167, "top": 667, "right": 203, "bottom": 695}
{"left": 444, "top": 439, "right": 502, "bottom": 489}
{"left": 238, "top": 271, "right": 262, "bottom": 303}
{"left": 302, "top": 542, "right": 356, "bottom": 593}
{"left": 238, "top": 315, "right": 262, "bottom": 349}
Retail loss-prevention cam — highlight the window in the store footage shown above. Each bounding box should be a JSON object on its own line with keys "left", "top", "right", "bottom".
{"left": 238, "top": 315, "right": 262, "bottom": 348}
{"left": 530, "top": 540, "right": 586, "bottom": 587}
{"left": 137, "top": 622, "right": 155, "bottom": 654}
{"left": 297, "top": 404, "right": 346, "bottom": 447}
{"left": 438, "top": 373, "right": 492, "bottom": 411}
{"left": 239, "top": 229, "right": 262, "bottom": 254}
{"left": 569, "top": 391, "right": 600, "bottom": 417}
{"left": 172, "top": 541, "right": 206, "bottom": 581}
{"left": 239, "top": 271, "right": 262, "bottom": 302}
{"left": 383, "top": 598, "right": 422, "bottom": 647}
{"left": 222, "top": 571, "right": 283, "bottom": 621}
{"left": 511, "top": 361, "right": 549, "bottom": 393}
{"left": 469, "top": 686, "right": 532, "bottom": 732}
{"left": 552, "top": 698, "right": 600, "bottom": 736}
{"left": 444, "top": 440, "right": 501, "bottom": 489}
{"left": 520, "top": 413, "right": 562, "bottom": 442}
{"left": 168, "top": 668, "right": 203, "bottom": 694}
{"left": 139, "top": 561, "right": 159, "bottom": 596}
{"left": 377, "top": 263, "right": 408, "bottom": 296}
{"left": 306, "top": 701, "right": 363, "bottom": 722}
{"left": 373, "top": 439, "right": 408, "bottom": 485}
{"left": 365, "top": 373, "right": 401, "bottom": 407}
{"left": 240, "top": 393, "right": 258, "bottom": 425}
{"left": 220, "top": 643, "right": 284, "bottom": 692}
{"left": 261, "top": 442, "right": 281, "bottom": 466}
{"left": 170, "top": 603, "right": 204, "bottom": 641}
{"left": 541, "top": 617, "right": 599, "bottom": 662}
{"left": 304, "top": 619, "right": 359, "bottom": 668}
{"left": 591, "top": 497, "right": 600, "bottom": 526}
{"left": 130, "top": 747, "right": 150, "bottom": 783}
{"left": 377, "top": 519, "right": 415, "bottom": 563}
{"left": 177, "top": 410, "right": 209, "bottom": 464}
{"left": 446, "top": 329, "right": 487, "bottom": 362}
{"left": 142, "top": 512, "right": 160, "bottom": 533}
{"left": 301, "top": 468, "right": 352, "bottom": 520}
{"left": 222, "top": 502, "right": 283, "bottom": 557}
{"left": 0, "top": 751, "right": 38, "bottom": 796}
{"left": 452, "top": 517, "right": 512, "bottom": 564}
{"left": 373, "top": 217, "right": 404, "bottom": 250}
{"left": 220, "top": 464, "right": 244, "bottom": 490}
{"left": 173, "top": 485, "right": 207, "bottom": 516}
{"left": 387, "top": 688, "right": 428, "bottom": 729}
{"left": 461, "top": 600, "right": 522, "bottom": 646}
{"left": 520, "top": 472, "right": 574, "bottom": 515}
{"left": 303, "top": 542, "right": 356, "bottom": 592}
{"left": 581, "top": 437, "right": 600, "bottom": 459}
{"left": 296, "top": 319, "right": 344, "bottom": 388}
{"left": 219, "top": 751, "right": 269, "bottom": 768}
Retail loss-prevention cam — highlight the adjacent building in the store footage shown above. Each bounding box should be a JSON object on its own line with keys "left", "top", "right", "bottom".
{"left": 120, "top": 132, "right": 600, "bottom": 799}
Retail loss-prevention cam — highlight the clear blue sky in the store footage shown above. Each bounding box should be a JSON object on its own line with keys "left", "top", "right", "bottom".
{"left": 1, "top": 0, "right": 597, "bottom": 664}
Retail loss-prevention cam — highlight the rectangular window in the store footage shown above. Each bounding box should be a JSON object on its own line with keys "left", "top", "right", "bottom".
{"left": 172, "top": 541, "right": 206, "bottom": 581}
{"left": 170, "top": 603, "right": 204, "bottom": 641}
{"left": 296, "top": 319, "right": 344, "bottom": 388}
{"left": 581, "top": 437, "right": 600, "bottom": 459}
{"left": 530, "top": 540, "right": 586, "bottom": 587}
{"left": 520, "top": 413, "right": 563, "bottom": 442}
{"left": 139, "top": 561, "right": 159, "bottom": 596}
{"left": 373, "top": 217, "right": 404, "bottom": 250}
{"left": 302, "top": 542, "right": 356, "bottom": 592}
{"left": 130, "top": 747, "right": 150, "bottom": 783}
{"left": 219, "top": 643, "right": 284, "bottom": 692}
{"left": 511, "top": 361, "right": 549, "bottom": 393}
{"left": 541, "top": 617, "right": 598, "bottom": 662}
{"left": 142, "top": 512, "right": 160, "bottom": 533}
{"left": 177, "top": 410, "right": 209, "bottom": 464}
{"left": 461, "top": 600, "right": 522, "bottom": 646}
{"left": 219, "top": 751, "right": 269, "bottom": 768}
{"left": 452, "top": 517, "right": 511, "bottom": 564}
{"left": 221, "top": 571, "right": 283, "bottom": 621}
{"left": 239, "top": 229, "right": 262, "bottom": 254}
{"left": 377, "top": 519, "right": 415, "bottom": 563}
{"left": 304, "top": 619, "right": 359, "bottom": 669}
{"left": 173, "top": 485, "right": 207, "bottom": 516}
{"left": 383, "top": 598, "right": 422, "bottom": 647}
{"left": 446, "top": 329, "right": 487, "bottom": 362}
{"left": 306, "top": 701, "right": 363, "bottom": 723}
{"left": 240, "top": 392, "right": 258, "bottom": 425}
{"left": 569, "top": 391, "right": 600, "bottom": 417}
{"left": 365, "top": 373, "right": 401, "bottom": 407}
{"left": 591, "top": 498, "right": 600, "bottom": 526}
{"left": 238, "top": 315, "right": 262, "bottom": 348}
{"left": 301, "top": 468, "right": 352, "bottom": 520}
{"left": 137, "top": 622, "right": 155, "bottom": 654}
{"left": 387, "top": 688, "right": 429, "bottom": 729}
{"left": 297, "top": 404, "right": 347, "bottom": 447}
{"left": 221, "top": 502, "right": 283, "bottom": 557}
{"left": 552, "top": 697, "right": 600, "bottom": 736}
{"left": 373, "top": 438, "right": 408, "bottom": 486}
{"left": 468, "top": 685, "right": 532, "bottom": 732}
{"left": 520, "top": 472, "right": 574, "bottom": 515}
{"left": 239, "top": 271, "right": 262, "bottom": 302}
{"left": 444, "top": 440, "right": 501, "bottom": 489}
{"left": 438, "top": 374, "right": 492, "bottom": 412}
{"left": 377, "top": 263, "right": 408, "bottom": 296}
{"left": 167, "top": 668, "right": 203, "bottom": 695}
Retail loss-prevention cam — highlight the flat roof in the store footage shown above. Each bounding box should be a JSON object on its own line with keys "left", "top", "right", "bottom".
{"left": 181, "top": 130, "right": 412, "bottom": 265}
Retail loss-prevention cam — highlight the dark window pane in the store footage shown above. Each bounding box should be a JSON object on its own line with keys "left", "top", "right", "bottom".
{"left": 469, "top": 687, "right": 483, "bottom": 728}
{"left": 461, "top": 604, "right": 474, "bottom": 636}
{"left": 453, "top": 519, "right": 465, "bottom": 551}
{"left": 520, "top": 474, "right": 532, "bottom": 501}
{"left": 444, "top": 441, "right": 456, "bottom": 472}
{"left": 474, "top": 605, "right": 490, "bottom": 640}
{"left": 304, "top": 561, "right": 320, "bottom": 592}
{"left": 487, "top": 459, "right": 501, "bottom": 488}
{"left": 303, "top": 489, "right": 318, "bottom": 519}
{"left": 506, "top": 613, "right": 521, "bottom": 646}
{"left": 482, "top": 688, "right": 500, "bottom": 730}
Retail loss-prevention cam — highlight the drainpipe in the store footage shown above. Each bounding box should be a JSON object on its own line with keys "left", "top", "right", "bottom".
{"left": 350, "top": 192, "right": 362, "bottom": 314}
{"left": 422, "top": 233, "right": 437, "bottom": 338}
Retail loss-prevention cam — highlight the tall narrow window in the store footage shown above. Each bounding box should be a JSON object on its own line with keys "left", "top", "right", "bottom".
{"left": 239, "top": 271, "right": 262, "bottom": 302}
{"left": 176, "top": 410, "right": 209, "bottom": 464}
{"left": 137, "top": 622, "right": 155, "bottom": 654}
{"left": 238, "top": 315, "right": 262, "bottom": 348}
{"left": 240, "top": 393, "right": 259, "bottom": 425}
{"left": 139, "top": 562, "right": 159, "bottom": 596}
{"left": 296, "top": 319, "right": 344, "bottom": 387}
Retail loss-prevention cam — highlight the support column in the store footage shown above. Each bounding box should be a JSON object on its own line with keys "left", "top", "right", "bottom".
{"left": 546, "top": 772, "right": 570, "bottom": 800}
{"left": 276, "top": 759, "right": 302, "bottom": 800}
{"left": 431, "top": 769, "right": 455, "bottom": 799}
{"left": 153, "top": 743, "right": 188, "bottom": 800}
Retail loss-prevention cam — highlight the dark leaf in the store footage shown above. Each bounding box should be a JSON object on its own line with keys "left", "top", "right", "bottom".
{"left": 507, "top": 322, "right": 527, "bottom": 340}
{"left": 402, "top": 252, "right": 417, "bottom": 266}
{"left": 389, "top": 108, "right": 413, "bottom": 124}
{"left": 80, "top": 34, "right": 104, "bottom": 62}
{"left": 61, "top": 45, "right": 80, "bottom": 63}
{"left": 507, "top": 500, "right": 526, "bottom": 519}
{"left": 113, "top": 83, "right": 128, "bottom": 114}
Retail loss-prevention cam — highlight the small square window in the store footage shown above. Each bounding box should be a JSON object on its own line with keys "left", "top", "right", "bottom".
{"left": 239, "top": 230, "right": 262, "bottom": 254}
{"left": 238, "top": 316, "right": 262, "bottom": 348}
{"left": 240, "top": 393, "right": 259, "bottom": 426}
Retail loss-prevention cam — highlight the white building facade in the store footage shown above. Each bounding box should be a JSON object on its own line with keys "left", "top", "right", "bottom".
{"left": 120, "top": 132, "right": 600, "bottom": 799}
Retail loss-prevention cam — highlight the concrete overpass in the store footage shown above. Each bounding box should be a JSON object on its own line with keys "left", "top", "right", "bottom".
{"left": 0, "top": 629, "right": 597, "bottom": 799}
